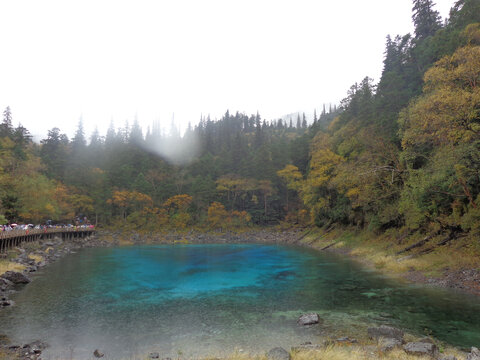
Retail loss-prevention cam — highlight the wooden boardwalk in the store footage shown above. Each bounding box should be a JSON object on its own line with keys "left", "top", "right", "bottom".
{"left": 0, "top": 228, "right": 96, "bottom": 253}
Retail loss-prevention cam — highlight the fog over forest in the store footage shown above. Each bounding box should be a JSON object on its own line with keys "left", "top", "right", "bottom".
{"left": 0, "top": 0, "right": 479, "bottom": 248}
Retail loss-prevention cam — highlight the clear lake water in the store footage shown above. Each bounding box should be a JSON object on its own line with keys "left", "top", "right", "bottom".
{"left": 0, "top": 244, "right": 479, "bottom": 359}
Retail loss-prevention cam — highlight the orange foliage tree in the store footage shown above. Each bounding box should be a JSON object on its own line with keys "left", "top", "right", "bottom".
{"left": 107, "top": 190, "right": 153, "bottom": 221}
{"left": 207, "top": 201, "right": 251, "bottom": 230}
{"left": 163, "top": 194, "right": 193, "bottom": 229}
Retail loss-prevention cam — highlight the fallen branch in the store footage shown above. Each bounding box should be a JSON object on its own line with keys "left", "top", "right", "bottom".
{"left": 419, "top": 231, "right": 466, "bottom": 255}
{"left": 320, "top": 242, "right": 338, "bottom": 250}
{"left": 295, "top": 229, "right": 312, "bottom": 243}
{"left": 396, "top": 230, "right": 412, "bottom": 245}
{"left": 396, "top": 230, "right": 441, "bottom": 255}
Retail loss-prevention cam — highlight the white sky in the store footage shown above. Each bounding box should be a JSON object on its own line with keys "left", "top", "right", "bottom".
{"left": 0, "top": 0, "right": 455, "bottom": 141}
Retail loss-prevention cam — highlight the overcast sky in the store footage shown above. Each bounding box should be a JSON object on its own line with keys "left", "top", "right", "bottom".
{"left": 0, "top": 0, "right": 455, "bottom": 141}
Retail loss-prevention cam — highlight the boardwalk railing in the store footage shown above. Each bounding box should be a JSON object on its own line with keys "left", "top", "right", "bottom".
{"left": 0, "top": 228, "right": 96, "bottom": 253}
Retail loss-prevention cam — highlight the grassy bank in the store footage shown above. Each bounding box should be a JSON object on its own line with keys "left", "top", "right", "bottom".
{"left": 0, "top": 245, "right": 44, "bottom": 277}
{"left": 295, "top": 226, "right": 480, "bottom": 293}
{"left": 0, "top": 250, "right": 26, "bottom": 276}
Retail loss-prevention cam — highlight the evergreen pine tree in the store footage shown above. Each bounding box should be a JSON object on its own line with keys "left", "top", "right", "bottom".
{"left": 0, "top": 106, "right": 13, "bottom": 137}
{"left": 412, "top": 0, "right": 442, "bottom": 40}
{"left": 72, "top": 118, "right": 87, "bottom": 153}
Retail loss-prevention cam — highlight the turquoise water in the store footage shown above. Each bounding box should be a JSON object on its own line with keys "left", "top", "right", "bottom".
{"left": 1, "top": 244, "right": 480, "bottom": 359}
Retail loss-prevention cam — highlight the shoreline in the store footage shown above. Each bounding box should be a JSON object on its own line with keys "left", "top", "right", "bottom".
{"left": 0, "top": 228, "right": 479, "bottom": 360}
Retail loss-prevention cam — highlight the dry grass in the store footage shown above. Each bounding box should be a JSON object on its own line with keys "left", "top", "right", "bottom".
{"left": 301, "top": 226, "right": 480, "bottom": 282}
{"left": 294, "top": 346, "right": 465, "bottom": 360}
{"left": 0, "top": 346, "right": 469, "bottom": 360}
{"left": 29, "top": 254, "right": 43, "bottom": 263}
{"left": 0, "top": 259, "right": 25, "bottom": 276}
{"left": 0, "top": 251, "right": 44, "bottom": 276}
{"left": 0, "top": 350, "right": 19, "bottom": 360}
{"left": 213, "top": 344, "right": 467, "bottom": 360}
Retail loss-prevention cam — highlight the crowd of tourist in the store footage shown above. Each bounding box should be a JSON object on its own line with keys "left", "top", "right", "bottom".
{"left": 1, "top": 217, "right": 95, "bottom": 233}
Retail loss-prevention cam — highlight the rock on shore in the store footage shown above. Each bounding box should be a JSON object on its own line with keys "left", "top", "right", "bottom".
{"left": 297, "top": 313, "right": 321, "bottom": 325}
{"left": 1, "top": 271, "right": 31, "bottom": 284}
{"left": 367, "top": 325, "right": 404, "bottom": 342}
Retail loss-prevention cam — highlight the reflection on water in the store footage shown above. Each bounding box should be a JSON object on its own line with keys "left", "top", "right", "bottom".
{"left": 0, "top": 244, "right": 479, "bottom": 359}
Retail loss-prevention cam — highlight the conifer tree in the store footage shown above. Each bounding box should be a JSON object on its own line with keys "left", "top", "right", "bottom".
{"left": 0, "top": 106, "right": 13, "bottom": 137}
{"left": 302, "top": 113, "right": 307, "bottom": 128}
{"left": 412, "top": 0, "right": 442, "bottom": 40}
{"left": 72, "top": 119, "right": 87, "bottom": 153}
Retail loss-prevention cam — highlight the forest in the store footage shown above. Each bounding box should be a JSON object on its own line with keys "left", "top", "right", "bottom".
{"left": 1, "top": 0, "right": 480, "bottom": 244}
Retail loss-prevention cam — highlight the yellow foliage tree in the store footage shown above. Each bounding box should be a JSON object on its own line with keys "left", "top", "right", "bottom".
{"left": 53, "top": 183, "right": 75, "bottom": 220}
{"left": 207, "top": 201, "right": 228, "bottom": 228}
{"left": 277, "top": 164, "right": 303, "bottom": 212}
{"left": 401, "top": 43, "right": 480, "bottom": 149}
{"left": 302, "top": 132, "right": 345, "bottom": 224}
{"left": 107, "top": 190, "right": 153, "bottom": 221}
{"left": 16, "top": 174, "right": 58, "bottom": 223}
{"left": 207, "top": 201, "right": 252, "bottom": 230}
{"left": 216, "top": 175, "right": 256, "bottom": 208}
{"left": 400, "top": 36, "right": 480, "bottom": 215}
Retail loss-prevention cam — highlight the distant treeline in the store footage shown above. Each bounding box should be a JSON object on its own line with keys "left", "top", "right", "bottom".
{"left": 1, "top": 0, "right": 480, "bottom": 242}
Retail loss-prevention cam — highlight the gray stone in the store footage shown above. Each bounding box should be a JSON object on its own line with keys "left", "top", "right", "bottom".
{"left": 367, "top": 325, "right": 404, "bottom": 341}
{"left": 297, "top": 313, "right": 321, "bottom": 325}
{"left": 27, "top": 340, "right": 47, "bottom": 353}
{"left": 467, "top": 347, "right": 480, "bottom": 360}
{"left": 378, "top": 337, "right": 402, "bottom": 352}
{"left": 403, "top": 342, "right": 438, "bottom": 357}
{"left": 93, "top": 349, "right": 104, "bottom": 358}
{"left": 1, "top": 299, "right": 13, "bottom": 307}
{"left": 149, "top": 352, "right": 160, "bottom": 359}
{"left": 1, "top": 271, "right": 31, "bottom": 284}
{"left": 267, "top": 347, "right": 291, "bottom": 360}
{"left": 0, "top": 277, "right": 13, "bottom": 290}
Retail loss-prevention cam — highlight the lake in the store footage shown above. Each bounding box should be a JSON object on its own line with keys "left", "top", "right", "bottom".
{"left": 0, "top": 244, "right": 479, "bottom": 359}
